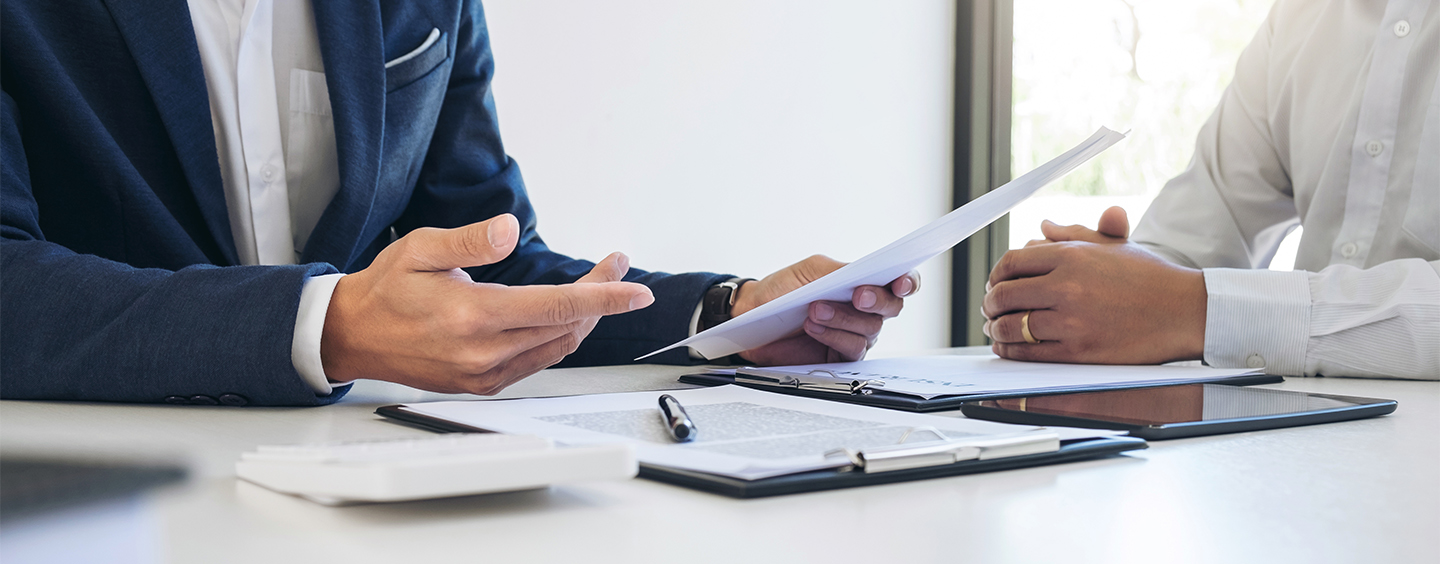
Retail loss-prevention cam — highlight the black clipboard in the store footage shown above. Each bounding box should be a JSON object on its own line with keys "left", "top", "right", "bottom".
{"left": 375, "top": 404, "right": 1148, "bottom": 499}
{"left": 677, "top": 371, "right": 1283, "bottom": 413}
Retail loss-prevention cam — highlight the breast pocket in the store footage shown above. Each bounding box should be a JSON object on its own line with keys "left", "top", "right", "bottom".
{"left": 1403, "top": 76, "right": 1440, "bottom": 255}
{"left": 384, "top": 28, "right": 448, "bottom": 93}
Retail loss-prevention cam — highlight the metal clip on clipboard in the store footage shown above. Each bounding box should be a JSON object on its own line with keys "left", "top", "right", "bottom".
{"left": 824, "top": 427, "right": 1062, "bottom": 474}
{"left": 733, "top": 368, "right": 887, "bottom": 396}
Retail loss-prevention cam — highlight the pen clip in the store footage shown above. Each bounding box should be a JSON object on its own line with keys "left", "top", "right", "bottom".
{"left": 733, "top": 368, "right": 886, "bottom": 396}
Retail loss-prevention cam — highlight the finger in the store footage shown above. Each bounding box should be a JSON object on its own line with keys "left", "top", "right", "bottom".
{"left": 469, "top": 329, "right": 588, "bottom": 395}
{"left": 400, "top": 214, "right": 520, "bottom": 272}
{"left": 803, "top": 320, "right": 869, "bottom": 362}
{"left": 987, "top": 309, "right": 1061, "bottom": 344}
{"left": 1024, "top": 238, "right": 1054, "bottom": 248}
{"left": 576, "top": 252, "right": 630, "bottom": 284}
{"left": 992, "top": 341, "right": 1073, "bottom": 363}
{"left": 809, "top": 301, "right": 884, "bottom": 336}
{"left": 1097, "top": 206, "right": 1130, "bottom": 239}
{"left": 496, "top": 320, "right": 584, "bottom": 357}
{"left": 889, "top": 271, "right": 921, "bottom": 298}
{"left": 987, "top": 246, "right": 1065, "bottom": 288}
{"left": 982, "top": 276, "right": 1056, "bottom": 319}
{"left": 852, "top": 285, "right": 904, "bottom": 318}
{"left": 1040, "top": 219, "right": 1110, "bottom": 245}
{"left": 790, "top": 254, "right": 847, "bottom": 285}
{"left": 483, "top": 282, "right": 655, "bottom": 328}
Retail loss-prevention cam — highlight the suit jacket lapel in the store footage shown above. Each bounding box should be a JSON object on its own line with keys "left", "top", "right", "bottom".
{"left": 103, "top": 0, "right": 239, "bottom": 265}
{"left": 303, "top": 0, "right": 385, "bottom": 270}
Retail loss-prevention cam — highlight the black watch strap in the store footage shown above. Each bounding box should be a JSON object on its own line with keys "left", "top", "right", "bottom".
{"left": 698, "top": 277, "right": 756, "bottom": 333}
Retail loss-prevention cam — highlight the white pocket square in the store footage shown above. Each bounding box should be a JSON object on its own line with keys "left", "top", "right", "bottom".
{"left": 385, "top": 28, "right": 441, "bottom": 69}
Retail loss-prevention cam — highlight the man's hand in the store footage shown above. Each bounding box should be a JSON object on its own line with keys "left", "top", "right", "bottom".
{"left": 730, "top": 255, "right": 919, "bottom": 365}
{"left": 984, "top": 207, "right": 1207, "bottom": 364}
{"left": 320, "top": 214, "right": 654, "bottom": 395}
{"left": 1023, "top": 205, "right": 1131, "bottom": 247}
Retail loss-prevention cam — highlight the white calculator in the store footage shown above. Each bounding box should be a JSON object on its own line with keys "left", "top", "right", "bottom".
{"left": 236, "top": 433, "right": 636, "bottom": 505}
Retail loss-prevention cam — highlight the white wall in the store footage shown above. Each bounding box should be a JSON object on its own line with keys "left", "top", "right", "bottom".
{"left": 483, "top": 0, "right": 956, "bottom": 357}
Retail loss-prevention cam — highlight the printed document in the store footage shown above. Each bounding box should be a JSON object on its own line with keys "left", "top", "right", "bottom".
{"left": 641, "top": 127, "right": 1128, "bottom": 360}
{"left": 400, "top": 386, "right": 1116, "bottom": 481}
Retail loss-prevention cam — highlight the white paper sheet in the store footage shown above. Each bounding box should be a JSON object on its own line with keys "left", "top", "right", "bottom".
{"left": 735, "top": 354, "right": 1264, "bottom": 399}
{"left": 641, "top": 127, "right": 1128, "bottom": 360}
{"left": 402, "top": 386, "right": 1117, "bottom": 481}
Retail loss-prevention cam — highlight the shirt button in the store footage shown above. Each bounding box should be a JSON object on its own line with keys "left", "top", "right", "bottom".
{"left": 1365, "top": 140, "right": 1384, "bottom": 157}
{"left": 1246, "top": 354, "right": 1266, "bottom": 369}
{"left": 1340, "top": 242, "right": 1359, "bottom": 258}
{"left": 262, "top": 166, "right": 276, "bottom": 182}
{"left": 1394, "top": 20, "right": 1411, "bottom": 38}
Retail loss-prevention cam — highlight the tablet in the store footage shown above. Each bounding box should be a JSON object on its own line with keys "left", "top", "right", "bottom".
{"left": 958, "top": 384, "right": 1397, "bottom": 440}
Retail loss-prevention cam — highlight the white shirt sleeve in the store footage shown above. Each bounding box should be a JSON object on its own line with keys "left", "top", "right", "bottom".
{"left": 291, "top": 273, "right": 348, "bottom": 394}
{"left": 1202, "top": 260, "right": 1440, "bottom": 379}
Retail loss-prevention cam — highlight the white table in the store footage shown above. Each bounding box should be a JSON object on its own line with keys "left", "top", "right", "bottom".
{"left": 2, "top": 350, "right": 1436, "bottom": 564}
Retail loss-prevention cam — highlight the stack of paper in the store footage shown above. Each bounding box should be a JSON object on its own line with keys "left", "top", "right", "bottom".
{"left": 642, "top": 127, "right": 1128, "bottom": 360}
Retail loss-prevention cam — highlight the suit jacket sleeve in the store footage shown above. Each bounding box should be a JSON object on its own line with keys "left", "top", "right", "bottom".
{"left": 389, "top": 0, "right": 726, "bottom": 366}
{"left": 1, "top": 91, "right": 349, "bottom": 406}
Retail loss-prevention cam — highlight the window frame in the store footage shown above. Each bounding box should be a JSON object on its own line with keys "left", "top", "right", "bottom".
{"left": 950, "top": 0, "right": 1014, "bottom": 346}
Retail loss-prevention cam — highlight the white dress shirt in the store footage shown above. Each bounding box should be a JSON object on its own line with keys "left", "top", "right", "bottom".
{"left": 188, "top": 0, "right": 344, "bottom": 394}
{"left": 1133, "top": 0, "right": 1440, "bottom": 379}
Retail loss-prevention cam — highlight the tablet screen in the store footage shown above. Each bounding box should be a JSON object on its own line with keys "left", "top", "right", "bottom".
{"left": 974, "top": 385, "right": 1371, "bottom": 426}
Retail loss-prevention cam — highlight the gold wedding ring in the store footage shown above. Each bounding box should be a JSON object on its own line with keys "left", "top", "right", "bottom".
{"left": 1021, "top": 310, "right": 1039, "bottom": 344}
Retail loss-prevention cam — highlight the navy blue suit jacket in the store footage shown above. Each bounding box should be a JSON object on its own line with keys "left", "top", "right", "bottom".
{"left": 1, "top": 0, "right": 725, "bottom": 406}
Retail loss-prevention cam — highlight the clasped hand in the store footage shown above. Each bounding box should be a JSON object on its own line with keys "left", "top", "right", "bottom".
{"left": 982, "top": 207, "right": 1207, "bottom": 365}
{"left": 320, "top": 215, "right": 918, "bottom": 395}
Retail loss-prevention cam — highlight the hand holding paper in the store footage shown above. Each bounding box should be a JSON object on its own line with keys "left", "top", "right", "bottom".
{"left": 641, "top": 127, "right": 1127, "bottom": 361}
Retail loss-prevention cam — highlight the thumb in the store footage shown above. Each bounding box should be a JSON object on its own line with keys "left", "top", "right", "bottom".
{"left": 1097, "top": 206, "right": 1130, "bottom": 239}
{"left": 401, "top": 214, "right": 519, "bottom": 272}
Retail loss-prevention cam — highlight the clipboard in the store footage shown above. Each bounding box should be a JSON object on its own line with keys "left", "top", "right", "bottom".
{"left": 678, "top": 369, "right": 1283, "bottom": 413}
{"left": 375, "top": 404, "right": 1147, "bottom": 499}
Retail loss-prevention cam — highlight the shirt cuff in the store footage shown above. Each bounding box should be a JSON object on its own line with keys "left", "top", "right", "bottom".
{"left": 1201, "top": 268, "right": 1311, "bottom": 375}
{"left": 687, "top": 300, "right": 705, "bottom": 360}
{"left": 291, "top": 273, "right": 347, "bottom": 394}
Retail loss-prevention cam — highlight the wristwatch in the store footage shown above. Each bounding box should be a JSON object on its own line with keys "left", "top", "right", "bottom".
{"left": 698, "top": 277, "right": 756, "bottom": 333}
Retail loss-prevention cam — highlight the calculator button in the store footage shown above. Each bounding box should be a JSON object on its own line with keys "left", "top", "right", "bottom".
{"left": 189, "top": 395, "right": 219, "bottom": 405}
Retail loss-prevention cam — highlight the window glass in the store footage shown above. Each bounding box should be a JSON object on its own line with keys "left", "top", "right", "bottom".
{"left": 1008, "top": 0, "right": 1299, "bottom": 269}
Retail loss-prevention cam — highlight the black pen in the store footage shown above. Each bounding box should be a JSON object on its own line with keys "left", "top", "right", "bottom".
{"left": 658, "top": 394, "right": 698, "bottom": 442}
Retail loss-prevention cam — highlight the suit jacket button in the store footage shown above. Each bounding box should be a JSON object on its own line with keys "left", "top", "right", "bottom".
{"left": 164, "top": 396, "right": 189, "bottom": 405}
{"left": 188, "top": 395, "right": 219, "bottom": 405}
{"left": 218, "top": 394, "right": 248, "bottom": 407}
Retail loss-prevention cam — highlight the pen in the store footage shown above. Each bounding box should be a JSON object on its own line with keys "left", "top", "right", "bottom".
{"left": 658, "top": 394, "right": 698, "bottom": 442}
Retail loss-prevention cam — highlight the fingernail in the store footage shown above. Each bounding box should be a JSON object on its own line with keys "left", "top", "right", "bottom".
{"left": 982, "top": 320, "right": 991, "bottom": 338}
{"left": 985, "top": 280, "right": 993, "bottom": 293}
{"left": 857, "top": 290, "right": 877, "bottom": 310}
{"left": 630, "top": 292, "right": 654, "bottom": 310}
{"left": 614, "top": 252, "right": 630, "bottom": 276}
{"left": 806, "top": 322, "right": 826, "bottom": 335}
{"left": 813, "top": 302, "right": 835, "bottom": 321}
{"left": 1042, "top": 219, "right": 1055, "bottom": 227}
{"left": 488, "top": 216, "right": 515, "bottom": 247}
{"left": 897, "top": 277, "right": 914, "bottom": 297}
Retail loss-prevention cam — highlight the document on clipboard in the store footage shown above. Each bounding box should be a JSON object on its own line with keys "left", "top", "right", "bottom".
{"left": 379, "top": 387, "right": 1120, "bottom": 482}
{"left": 639, "top": 127, "right": 1128, "bottom": 361}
